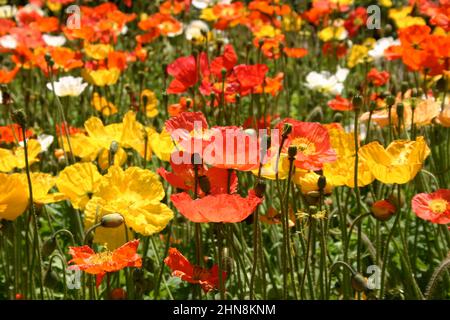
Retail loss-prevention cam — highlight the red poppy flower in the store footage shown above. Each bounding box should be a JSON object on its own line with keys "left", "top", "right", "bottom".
{"left": 157, "top": 151, "right": 237, "bottom": 195}
{"left": 0, "top": 124, "right": 34, "bottom": 144}
{"left": 166, "top": 53, "right": 209, "bottom": 94}
{"left": 210, "top": 44, "right": 238, "bottom": 79}
{"left": 68, "top": 240, "right": 142, "bottom": 287}
{"left": 276, "top": 118, "right": 337, "bottom": 171}
{"left": 412, "top": 189, "right": 450, "bottom": 224}
{"left": 170, "top": 190, "right": 262, "bottom": 223}
{"left": 164, "top": 247, "right": 226, "bottom": 293}
{"left": 366, "top": 68, "right": 390, "bottom": 87}
{"left": 233, "top": 64, "right": 268, "bottom": 94}
{"left": 327, "top": 95, "right": 353, "bottom": 111}
{"left": 371, "top": 200, "right": 396, "bottom": 221}
{"left": 344, "top": 7, "right": 367, "bottom": 37}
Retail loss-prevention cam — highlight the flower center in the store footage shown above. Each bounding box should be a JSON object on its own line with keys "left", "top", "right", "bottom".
{"left": 90, "top": 251, "right": 113, "bottom": 264}
{"left": 429, "top": 199, "right": 448, "bottom": 214}
{"left": 290, "top": 137, "right": 316, "bottom": 155}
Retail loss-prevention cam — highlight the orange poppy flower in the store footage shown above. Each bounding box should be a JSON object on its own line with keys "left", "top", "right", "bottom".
{"left": 412, "top": 189, "right": 450, "bottom": 224}
{"left": 168, "top": 97, "right": 192, "bottom": 117}
{"left": 68, "top": 240, "right": 142, "bottom": 287}
{"left": 0, "top": 124, "right": 33, "bottom": 144}
{"left": 371, "top": 200, "right": 396, "bottom": 221}
{"left": 283, "top": 47, "right": 308, "bottom": 58}
{"left": 50, "top": 47, "right": 83, "bottom": 71}
{"left": 367, "top": 68, "right": 390, "bottom": 87}
{"left": 170, "top": 190, "right": 262, "bottom": 223}
{"left": 164, "top": 247, "right": 226, "bottom": 293}
{"left": 276, "top": 118, "right": 337, "bottom": 171}
{"left": 0, "top": 66, "right": 19, "bottom": 84}
{"left": 327, "top": 95, "right": 353, "bottom": 111}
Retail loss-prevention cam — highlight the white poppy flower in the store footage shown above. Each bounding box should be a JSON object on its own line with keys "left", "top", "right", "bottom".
{"left": 192, "top": 0, "right": 231, "bottom": 9}
{"left": 0, "top": 35, "right": 17, "bottom": 49}
{"left": 19, "top": 134, "right": 54, "bottom": 152}
{"left": 368, "top": 37, "right": 400, "bottom": 60}
{"left": 42, "top": 34, "right": 66, "bottom": 47}
{"left": 305, "top": 67, "right": 349, "bottom": 96}
{"left": 0, "top": 5, "right": 18, "bottom": 19}
{"left": 47, "top": 76, "right": 88, "bottom": 97}
{"left": 185, "top": 20, "right": 209, "bottom": 41}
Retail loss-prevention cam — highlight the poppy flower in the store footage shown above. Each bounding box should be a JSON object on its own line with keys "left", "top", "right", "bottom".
{"left": 56, "top": 162, "right": 103, "bottom": 210}
{"left": 91, "top": 93, "right": 118, "bottom": 116}
{"left": 0, "top": 124, "right": 33, "bottom": 144}
{"left": 276, "top": 119, "right": 337, "bottom": 171}
{"left": 82, "top": 68, "right": 121, "bottom": 87}
{"left": 0, "top": 173, "right": 28, "bottom": 221}
{"left": 371, "top": 200, "right": 396, "bottom": 221}
{"left": 157, "top": 152, "right": 237, "bottom": 195}
{"left": 283, "top": 47, "right": 308, "bottom": 58}
{"left": 168, "top": 97, "right": 192, "bottom": 117}
{"left": 166, "top": 53, "right": 208, "bottom": 94}
{"left": 140, "top": 89, "right": 158, "bottom": 118}
{"left": 412, "top": 189, "right": 450, "bottom": 224}
{"left": 170, "top": 190, "right": 262, "bottom": 223}
{"left": 233, "top": 64, "right": 268, "bottom": 94}
{"left": 47, "top": 76, "right": 88, "bottom": 97}
{"left": 358, "top": 136, "right": 430, "bottom": 184}
{"left": 327, "top": 95, "right": 353, "bottom": 111}
{"left": 22, "top": 173, "right": 66, "bottom": 205}
{"left": 84, "top": 166, "right": 174, "bottom": 249}
{"left": 68, "top": 240, "right": 142, "bottom": 287}
{"left": 164, "top": 247, "right": 226, "bottom": 293}
{"left": 367, "top": 68, "right": 390, "bottom": 87}
{"left": 254, "top": 72, "right": 284, "bottom": 97}
{"left": 0, "top": 139, "right": 41, "bottom": 173}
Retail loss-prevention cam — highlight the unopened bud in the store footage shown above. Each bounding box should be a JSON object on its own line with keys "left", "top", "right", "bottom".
{"left": 109, "top": 141, "right": 119, "bottom": 156}
{"left": 318, "top": 175, "right": 327, "bottom": 191}
{"left": 282, "top": 123, "right": 292, "bottom": 137}
{"left": 396, "top": 103, "right": 404, "bottom": 119}
{"left": 351, "top": 273, "right": 368, "bottom": 292}
{"left": 371, "top": 199, "right": 396, "bottom": 222}
{"left": 41, "top": 237, "right": 57, "bottom": 259}
{"left": 288, "top": 145, "right": 297, "bottom": 159}
{"left": 11, "top": 109, "right": 27, "bottom": 128}
{"left": 254, "top": 182, "right": 266, "bottom": 198}
{"left": 352, "top": 95, "right": 363, "bottom": 110}
{"left": 198, "top": 175, "right": 211, "bottom": 195}
{"left": 101, "top": 213, "right": 124, "bottom": 228}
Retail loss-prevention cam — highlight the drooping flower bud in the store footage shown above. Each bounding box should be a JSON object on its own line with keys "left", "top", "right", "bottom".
{"left": 371, "top": 199, "right": 396, "bottom": 221}
{"left": 101, "top": 213, "right": 124, "bottom": 228}
{"left": 11, "top": 109, "right": 27, "bottom": 128}
{"left": 254, "top": 181, "right": 266, "bottom": 198}
{"left": 41, "top": 237, "right": 57, "bottom": 259}
{"left": 351, "top": 273, "right": 368, "bottom": 292}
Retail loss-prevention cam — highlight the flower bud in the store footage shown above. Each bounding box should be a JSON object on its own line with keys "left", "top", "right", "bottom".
{"left": 109, "top": 141, "right": 119, "bottom": 156}
{"left": 110, "top": 288, "right": 127, "bottom": 300}
{"left": 388, "top": 189, "right": 405, "bottom": 208}
{"left": 44, "top": 268, "right": 60, "bottom": 290}
{"left": 369, "top": 101, "right": 377, "bottom": 111}
{"left": 351, "top": 273, "right": 368, "bottom": 292}
{"left": 41, "top": 236, "right": 57, "bottom": 259}
{"left": 396, "top": 102, "right": 404, "bottom": 119}
{"left": 282, "top": 123, "right": 292, "bottom": 137}
{"left": 333, "top": 112, "right": 343, "bottom": 123}
{"left": 317, "top": 175, "right": 327, "bottom": 191}
{"left": 100, "top": 213, "right": 124, "bottom": 228}
{"left": 371, "top": 199, "right": 396, "bottom": 221}
{"left": 11, "top": 109, "right": 27, "bottom": 128}
{"left": 198, "top": 175, "right": 211, "bottom": 195}
{"left": 288, "top": 145, "right": 297, "bottom": 160}
{"left": 352, "top": 95, "right": 363, "bottom": 110}
{"left": 254, "top": 181, "right": 266, "bottom": 198}
{"left": 385, "top": 95, "right": 395, "bottom": 106}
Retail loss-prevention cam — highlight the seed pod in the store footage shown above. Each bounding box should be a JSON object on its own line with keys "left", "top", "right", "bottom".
{"left": 100, "top": 213, "right": 124, "bottom": 228}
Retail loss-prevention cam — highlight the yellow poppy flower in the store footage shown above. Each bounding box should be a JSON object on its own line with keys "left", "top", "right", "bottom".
{"left": 0, "top": 140, "right": 41, "bottom": 172}
{"left": 251, "top": 152, "right": 290, "bottom": 180}
{"left": 84, "top": 43, "right": 113, "bottom": 60}
{"left": 347, "top": 45, "right": 370, "bottom": 68}
{"left": 359, "top": 136, "right": 430, "bottom": 184}
{"left": 388, "top": 7, "right": 426, "bottom": 28}
{"left": 56, "top": 162, "right": 103, "bottom": 210}
{"left": 91, "top": 92, "right": 118, "bottom": 116}
{"left": 322, "top": 129, "right": 374, "bottom": 188}
{"left": 140, "top": 89, "right": 158, "bottom": 118}
{"left": 62, "top": 133, "right": 99, "bottom": 162}
{"left": 149, "top": 128, "right": 175, "bottom": 162}
{"left": 0, "top": 173, "right": 28, "bottom": 221}
{"left": 318, "top": 25, "right": 347, "bottom": 42}
{"left": 82, "top": 68, "right": 121, "bottom": 87}
{"left": 200, "top": 8, "right": 218, "bottom": 21}
{"left": 293, "top": 170, "right": 334, "bottom": 194}
{"left": 21, "top": 173, "right": 66, "bottom": 205}
{"left": 379, "top": 0, "right": 392, "bottom": 7}
{"left": 84, "top": 166, "right": 174, "bottom": 249}
{"left": 97, "top": 147, "right": 128, "bottom": 171}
